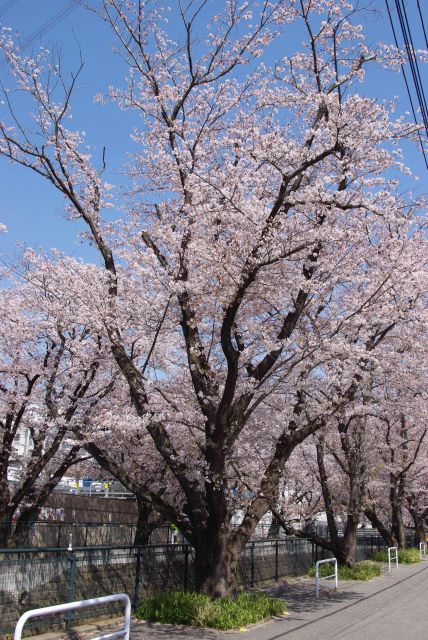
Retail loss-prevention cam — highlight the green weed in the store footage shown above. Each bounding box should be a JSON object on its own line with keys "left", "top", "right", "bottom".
{"left": 308, "top": 559, "right": 382, "bottom": 581}
{"left": 371, "top": 547, "right": 421, "bottom": 564}
{"left": 137, "top": 591, "right": 286, "bottom": 630}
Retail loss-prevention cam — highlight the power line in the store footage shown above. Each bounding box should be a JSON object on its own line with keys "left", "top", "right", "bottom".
{"left": 1, "top": 1, "right": 82, "bottom": 69}
{"left": 416, "top": 0, "right": 428, "bottom": 49}
{"left": 384, "top": 0, "right": 428, "bottom": 170}
{"left": 18, "top": 1, "right": 81, "bottom": 52}
{"left": 0, "top": 0, "right": 21, "bottom": 20}
{"left": 394, "top": 0, "right": 428, "bottom": 134}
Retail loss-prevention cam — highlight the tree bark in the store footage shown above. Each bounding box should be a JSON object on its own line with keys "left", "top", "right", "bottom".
{"left": 316, "top": 438, "right": 341, "bottom": 553}
{"left": 364, "top": 506, "right": 395, "bottom": 547}
{"left": 134, "top": 496, "right": 156, "bottom": 546}
{"left": 267, "top": 513, "right": 282, "bottom": 538}
{"left": 14, "top": 507, "right": 41, "bottom": 547}
{"left": 0, "top": 515, "right": 14, "bottom": 548}
{"left": 340, "top": 515, "right": 359, "bottom": 568}
{"left": 193, "top": 529, "right": 241, "bottom": 598}
{"left": 406, "top": 495, "right": 427, "bottom": 546}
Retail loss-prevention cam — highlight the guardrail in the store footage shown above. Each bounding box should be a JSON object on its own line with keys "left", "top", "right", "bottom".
{"left": 14, "top": 593, "right": 131, "bottom": 640}
{"left": 420, "top": 542, "right": 426, "bottom": 559}
{"left": 315, "top": 557, "right": 338, "bottom": 597}
{"left": 387, "top": 546, "right": 398, "bottom": 572}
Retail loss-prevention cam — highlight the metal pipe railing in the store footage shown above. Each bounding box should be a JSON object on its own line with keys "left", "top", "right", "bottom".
{"left": 387, "top": 546, "right": 398, "bottom": 572}
{"left": 13, "top": 593, "right": 131, "bottom": 640}
{"left": 315, "top": 557, "right": 338, "bottom": 597}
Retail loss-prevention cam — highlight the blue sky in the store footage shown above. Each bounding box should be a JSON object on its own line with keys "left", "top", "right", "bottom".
{"left": 0, "top": 0, "right": 426, "bottom": 264}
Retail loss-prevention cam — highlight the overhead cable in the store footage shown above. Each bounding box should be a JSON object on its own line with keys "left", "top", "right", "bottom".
{"left": 416, "top": 0, "right": 428, "bottom": 49}
{"left": 0, "top": 0, "right": 21, "bottom": 20}
{"left": 385, "top": 0, "right": 428, "bottom": 170}
{"left": 18, "top": 0, "right": 81, "bottom": 52}
{"left": 394, "top": 0, "right": 428, "bottom": 135}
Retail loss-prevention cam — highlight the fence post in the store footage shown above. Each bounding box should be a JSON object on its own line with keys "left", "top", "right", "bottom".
{"left": 184, "top": 545, "right": 189, "bottom": 591}
{"left": 133, "top": 548, "right": 142, "bottom": 612}
{"left": 275, "top": 540, "right": 279, "bottom": 581}
{"left": 251, "top": 542, "right": 255, "bottom": 587}
{"left": 66, "top": 551, "right": 77, "bottom": 629}
{"left": 57, "top": 523, "right": 62, "bottom": 548}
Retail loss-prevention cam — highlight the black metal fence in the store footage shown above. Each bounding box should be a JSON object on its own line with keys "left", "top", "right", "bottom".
{"left": 0, "top": 533, "right": 395, "bottom": 636}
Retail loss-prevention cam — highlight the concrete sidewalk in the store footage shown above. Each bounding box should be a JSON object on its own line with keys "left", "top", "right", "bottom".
{"left": 130, "top": 561, "right": 428, "bottom": 640}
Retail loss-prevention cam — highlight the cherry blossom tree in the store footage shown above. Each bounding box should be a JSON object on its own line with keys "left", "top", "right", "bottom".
{"left": 0, "top": 264, "right": 114, "bottom": 546}
{"left": 274, "top": 297, "right": 427, "bottom": 563}
{"left": 0, "top": 0, "right": 427, "bottom": 593}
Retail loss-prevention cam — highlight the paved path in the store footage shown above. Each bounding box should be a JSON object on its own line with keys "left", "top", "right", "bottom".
{"left": 131, "top": 561, "right": 428, "bottom": 640}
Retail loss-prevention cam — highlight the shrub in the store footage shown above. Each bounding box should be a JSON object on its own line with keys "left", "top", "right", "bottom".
{"left": 371, "top": 547, "right": 421, "bottom": 564}
{"left": 137, "top": 591, "right": 286, "bottom": 630}
{"left": 308, "top": 559, "right": 382, "bottom": 581}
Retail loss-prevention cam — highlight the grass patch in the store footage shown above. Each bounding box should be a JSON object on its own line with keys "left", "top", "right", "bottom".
{"left": 371, "top": 547, "right": 421, "bottom": 564}
{"left": 308, "top": 560, "right": 382, "bottom": 581}
{"left": 137, "top": 591, "right": 287, "bottom": 630}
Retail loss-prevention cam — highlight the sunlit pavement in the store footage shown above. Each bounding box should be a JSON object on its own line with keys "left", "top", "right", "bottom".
{"left": 130, "top": 561, "right": 428, "bottom": 640}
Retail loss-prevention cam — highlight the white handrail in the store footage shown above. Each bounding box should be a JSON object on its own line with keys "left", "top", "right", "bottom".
{"left": 14, "top": 593, "right": 131, "bottom": 640}
{"left": 387, "top": 546, "right": 398, "bottom": 572}
{"left": 420, "top": 542, "right": 426, "bottom": 559}
{"left": 315, "top": 557, "right": 338, "bottom": 597}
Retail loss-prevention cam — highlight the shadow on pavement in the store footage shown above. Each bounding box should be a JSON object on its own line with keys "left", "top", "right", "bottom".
{"left": 258, "top": 579, "right": 364, "bottom": 616}
{"left": 133, "top": 622, "right": 221, "bottom": 638}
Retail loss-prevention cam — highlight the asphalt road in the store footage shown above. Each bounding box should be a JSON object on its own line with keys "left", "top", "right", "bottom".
{"left": 131, "top": 561, "right": 428, "bottom": 640}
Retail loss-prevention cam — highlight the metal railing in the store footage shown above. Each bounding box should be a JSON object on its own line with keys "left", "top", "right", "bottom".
{"left": 387, "top": 546, "right": 399, "bottom": 572}
{"left": 0, "top": 533, "right": 408, "bottom": 635}
{"left": 14, "top": 593, "right": 131, "bottom": 640}
{"left": 0, "top": 538, "right": 317, "bottom": 634}
{"left": 315, "top": 558, "right": 338, "bottom": 597}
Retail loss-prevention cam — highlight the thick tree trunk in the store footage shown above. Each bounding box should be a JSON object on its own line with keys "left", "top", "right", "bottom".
{"left": 406, "top": 496, "right": 427, "bottom": 546}
{"left": 134, "top": 496, "right": 155, "bottom": 546}
{"left": 409, "top": 512, "right": 426, "bottom": 546}
{"left": 267, "top": 513, "right": 282, "bottom": 538}
{"left": 390, "top": 480, "right": 406, "bottom": 549}
{"left": 193, "top": 530, "right": 241, "bottom": 598}
{"left": 340, "top": 515, "right": 359, "bottom": 568}
{"left": 413, "top": 517, "right": 426, "bottom": 546}
{"left": 340, "top": 466, "right": 366, "bottom": 568}
{"left": 14, "top": 508, "right": 41, "bottom": 547}
{"left": 0, "top": 516, "right": 14, "bottom": 548}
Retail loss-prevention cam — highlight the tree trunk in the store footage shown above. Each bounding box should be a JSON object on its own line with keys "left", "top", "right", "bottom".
{"left": 193, "top": 530, "right": 241, "bottom": 598}
{"left": 316, "top": 437, "right": 343, "bottom": 560}
{"left": 406, "top": 495, "right": 427, "bottom": 546}
{"left": 0, "top": 516, "right": 13, "bottom": 548}
{"left": 340, "top": 515, "right": 359, "bottom": 568}
{"left": 364, "top": 507, "right": 395, "bottom": 547}
{"left": 340, "top": 462, "right": 366, "bottom": 568}
{"left": 413, "top": 516, "right": 426, "bottom": 546}
{"left": 134, "top": 496, "right": 155, "bottom": 546}
{"left": 390, "top": 480, "right": 406, "bottom": 549}
{"left": 14, "top": 507, "right": 41, "bottom": 548}
{"left": 267, "top": 513, "right": 282, "bottom": 539}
